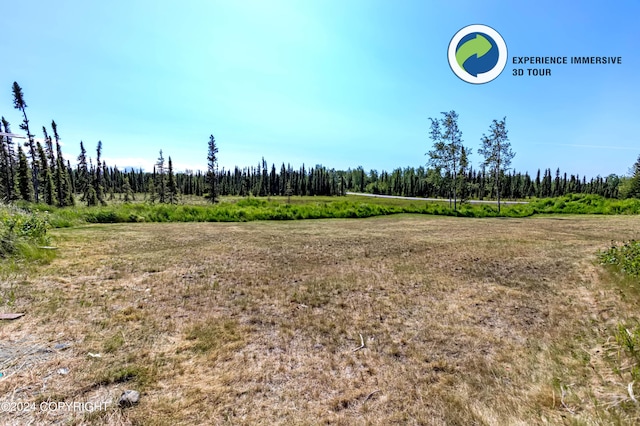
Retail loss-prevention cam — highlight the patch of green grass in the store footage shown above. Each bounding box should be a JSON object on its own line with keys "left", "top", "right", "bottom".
{"left": 599, "top": 240, "right": 640, "bottom": 278}
{"left": 531, "top": 194, "right": 640, "bottom": 215}
{"left": 35, "top": 194, "right": 640, "bottom": 228}
{"left": 182, "top": 318, "right": 245, "bottom": 355}
{"left": 95, "top": 364, "right": 155, "bottom": 388}
{"left": 103, "top": 332, "right": 126, "bottom": 353}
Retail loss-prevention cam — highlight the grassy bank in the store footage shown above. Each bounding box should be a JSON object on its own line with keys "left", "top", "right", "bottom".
{"left": 19, "top": 193, "right": 640, "bottom": 227}
{"left": 0, "top": 204, "right": 55, "bottom": 265}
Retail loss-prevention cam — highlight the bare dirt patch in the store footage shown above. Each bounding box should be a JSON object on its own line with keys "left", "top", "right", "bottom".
{"left": 1, "top": 214, "right": 640, "bottom": 425}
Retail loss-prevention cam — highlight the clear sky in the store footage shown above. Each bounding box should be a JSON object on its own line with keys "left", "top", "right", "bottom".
{"left": 1, "top": 0, "right": 638, "bottom": 177}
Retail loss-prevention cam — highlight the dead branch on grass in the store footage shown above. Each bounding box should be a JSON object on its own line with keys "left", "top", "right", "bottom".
{"left": 560, "top": 385, "right": 576, "bottom": 415}
{"left": 352, "top": 333, "right": 364, "bottom": 352}
{"left": 628, "top": 382, "right": 638, "bottom": 404}
{"left": 363, "top": 390, "right": 380, "bottom": 403}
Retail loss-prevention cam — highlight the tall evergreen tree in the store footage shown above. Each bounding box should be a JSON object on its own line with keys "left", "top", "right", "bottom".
{"left": 167, "top": 156, "right": 178, "bottom": 204}
{"left": 77, "top": 141, "right": 89, "bottom": 201}
{"left": 206, "top": 135, "right": 218, "bottom": 203}
{"left": 122, "top": 175, "right": 134, "bottom": 202}
{"left": 0, "top": 131, "right": 9, "bottom": 200}
{"left": 37, "top": 141, "right": 55, "bottom": 205}
{"left": 260, "top": 157, "right": 268, "bottom": 196}
{"left": 13, "top": 82, "right": 39, "bottom": 202}
{"left": 553, "top": 168, "right": 561, "bottom": 197}
{"left": 0, "top": 119, "right": 11, "bottom": 201}
{"left": 16, "top": 146, "right": 33, "bottom": 202}
{"left": 42, "top": 126, "right": 56, "bottom": 171}
{"left": 52, "top": 121, "right": 74, "bottom": 206}
{"left": 1, "top": 117, "right": 17, "bottom": 201}
{"left": 155, "top": 150, "right": 166, "bottom": 203}
{"left": 86, "top": 159, "right": 98, "bottom": 206}
{"left": 542, "top": 168, "right": 552, "bottom": 197}
{"left": 148, "top": 166, "right": 157, "bottom": 203}
{"left": 104, "top": 161, "right": 114, "bottom": 200}
{"left": 285, "top": 177, "right": 293, "bottom": 204}
{"left": 94, "top": 141, "right": 106, "bottom": 205}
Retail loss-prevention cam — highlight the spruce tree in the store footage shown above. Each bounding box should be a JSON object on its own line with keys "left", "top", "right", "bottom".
{"left": 155, "top": 150, "right": 166, "bottom": 203}
{"left": 122, "top": 175, "right": 134, "bottom": 202}
{"left": 77, "top": 141, "right": 89, "bottom": 201}
{"left": 167, "top": 156, "right": 178, "bottom": 204}
{"left": 94, "top": 141, "right": 106, "bottom": 205}
{"left": 37, "top": 142, "right": 55, "bottom": 205}
{"left": 542, "top": 169, "right": 552, "bottom": 197}
{"left": 148, "top": 166, "right": 157, "bottom": 203}
{"left": 52, "top": 121, "right": 74, "bottom": 206}
{"left": 553, "top": 168, "right": 561, "bottom": 197}
{"left": 42, "top": 126, "right": 56, "bottom": 171}
{"left": 104, "top": 161, "right": 114, "bottom": 201}
{"left": 86, "top": 160, "right": 98, "bottom": 206}
{"left": 0, "top": 123, "right": 10, "bottom": 201}
{"left": 12, "top": 82, "right": 39, "bottom": 202}
{"left": 40, "top": 129, "right": 55, "bottom": 204}
{"left": 285, "top": 178, "right": 293, "bottom": 204}
{"left": 87, "top": 185, "right": 98, "bottom": 206}
{"left": 206, "top": 135, "right": 218, "bottom": 203}
{"left": 0, "top": 131, "right": 9, "bottom": 200}
{"left": 0, "top": 117, "right": 17, "bottom": 201}
{"left": 260, "top": 157, "right": 268, "bottom": 196}
{"left": 16, "top": 146, "right": 33, "bottom": 202}
{"left": 67, "top": 160, "right": 76, "bottom": 195}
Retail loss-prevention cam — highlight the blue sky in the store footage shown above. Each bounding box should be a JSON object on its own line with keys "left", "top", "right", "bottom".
{"left": 1, "top": 0, "right": 637, "bottom": 177}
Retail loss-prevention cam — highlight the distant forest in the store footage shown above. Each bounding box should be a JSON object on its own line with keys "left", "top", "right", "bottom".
{"left": 1, "top": 81, "right": 637, "bottom": 207}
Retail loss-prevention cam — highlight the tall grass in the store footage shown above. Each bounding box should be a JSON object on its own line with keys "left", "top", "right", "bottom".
{"left": 599, "top": 240, "right": 640, "bottom": 278}
{"left": 598, "top": 240, "right": 640, "bottom": 420}
{"left": 19, "top": 194, "right": 640, "bottom": 227}
{"left": 0, "top": 203, "right": 54, "bottom": 263}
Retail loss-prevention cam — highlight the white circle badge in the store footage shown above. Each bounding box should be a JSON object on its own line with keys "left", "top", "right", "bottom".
{"left": 448, "top": 24, "right": 508, "bottom": 84}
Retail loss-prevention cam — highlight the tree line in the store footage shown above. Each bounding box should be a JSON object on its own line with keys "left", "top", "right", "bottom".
{"left": 1, "top": 82, "right": 638, "bottom": 207}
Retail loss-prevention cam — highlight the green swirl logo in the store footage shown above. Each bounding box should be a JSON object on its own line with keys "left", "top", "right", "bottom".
{"left": 448, "top": 25, "right": 508, "bottom": 84}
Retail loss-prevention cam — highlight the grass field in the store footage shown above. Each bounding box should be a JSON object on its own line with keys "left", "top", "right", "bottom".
{"left": 1, "top": 214, "right": 640, "bottom": 425}
{"left": 21, "top": 193, "right": 640, "bottom": 228}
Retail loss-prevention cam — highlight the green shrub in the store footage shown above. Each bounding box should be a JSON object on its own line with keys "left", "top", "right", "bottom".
{"left": 599, "top": 240, "right": 640, "bottom": 278}
{"left": 0, "top": 204, "right": 51, "bottom": 259}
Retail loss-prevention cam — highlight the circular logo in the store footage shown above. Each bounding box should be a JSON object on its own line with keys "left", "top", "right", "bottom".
{"left": 448, "top": 24, "right": 507, "bottom": 84}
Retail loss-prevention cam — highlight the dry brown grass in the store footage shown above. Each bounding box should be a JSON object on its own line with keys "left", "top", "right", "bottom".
{"left": 1, "top": 214, "right": 640, "bottom": 425}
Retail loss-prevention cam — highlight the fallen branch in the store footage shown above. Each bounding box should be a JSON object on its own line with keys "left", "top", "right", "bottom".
{"left": 560, "top": 385, "right": 575, "bottom": 414}
{"left": 0, "top": 313, "right": 24, "bottom": 320}
{"left": 352, "top": 334, "right": 364, "bottom": 352}
{"left": 363, "top": 390, "right": 380, "bottom": 403}
{"left": 604, "top": 395, "right": 627, "bottom": 409}
{"left": 629, "top": 382, "right": 638, "bottom": 404}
